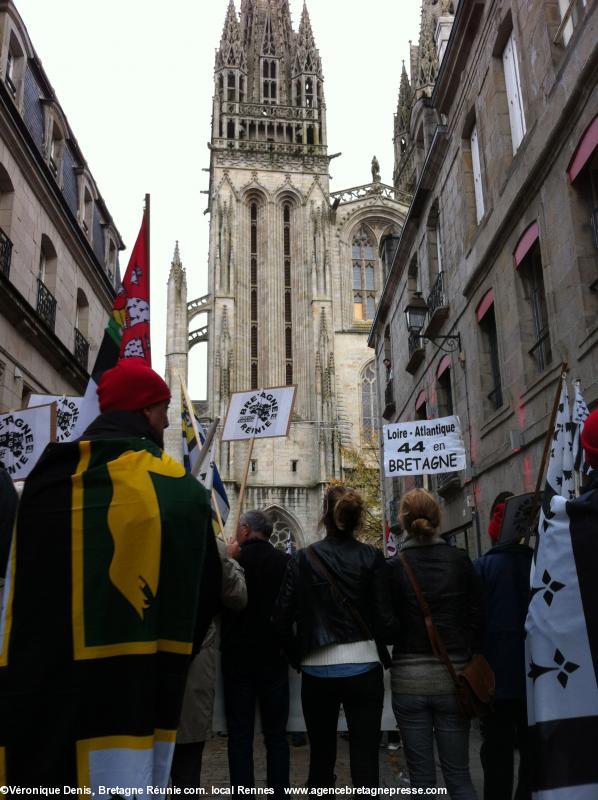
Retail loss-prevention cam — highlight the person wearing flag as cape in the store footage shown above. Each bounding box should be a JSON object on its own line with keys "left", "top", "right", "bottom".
{"left": 525, "top": 407, "right": 598, "bottom": 798}
{"left": 0, "top": 356, "right": 222, "bottom": 793}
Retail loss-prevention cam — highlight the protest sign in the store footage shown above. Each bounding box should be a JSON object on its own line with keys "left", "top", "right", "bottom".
{"left": 0, "top": 403, "right": 56, "bottom": 479}
{"left": 383, "top": 415, "right": 466, "bottom": 477}
{"left": 221, "top": 386, "right": 296, "bottom": 441}
{"left": 28, "top": 394, "right": 82, "bottom": 442}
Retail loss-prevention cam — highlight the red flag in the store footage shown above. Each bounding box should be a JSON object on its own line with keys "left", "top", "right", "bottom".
{"left": 112, "top": 203, "right": 151, "bottom": 365}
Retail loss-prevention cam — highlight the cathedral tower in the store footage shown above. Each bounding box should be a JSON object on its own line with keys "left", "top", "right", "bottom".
{"left": 199, "top": 0, "right": 408, "bottom": 547}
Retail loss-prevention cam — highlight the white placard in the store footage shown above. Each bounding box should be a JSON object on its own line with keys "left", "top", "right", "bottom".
{"left": 0, "top": 403, "right": 56, "bottom": 480}
{"left": 221, "top": 386, "right": 296, "bottom": 441}
{"left": 383, "top": 415, "right": 466, "bottom": 477}
{"left": 29, "top": 394, "right": 82, "bottom": 442}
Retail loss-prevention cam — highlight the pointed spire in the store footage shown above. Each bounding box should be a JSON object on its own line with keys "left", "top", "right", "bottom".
{"left": 397, "top": 61, "right": 412, "bottom": 134}
{"left": 293, "top": 1, "right": 322, "bottom": 76}
{"left": 169, "top": 241, "right": 186, "bottom": 287}
{"left": 216, "top": 0, "right": 245, "bottom": 70}
{"left": 415, "top": 0, "right": 439, "bottom": 99}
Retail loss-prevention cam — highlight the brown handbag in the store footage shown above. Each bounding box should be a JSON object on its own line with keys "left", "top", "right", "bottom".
{"left": 398, "top": 553, "right": 495, "bottom": 718}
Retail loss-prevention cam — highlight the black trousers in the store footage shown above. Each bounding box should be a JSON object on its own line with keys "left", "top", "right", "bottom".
{"left": 480, "top": 698, "right": 531, "bottom": 800}
{"left": 301, "top": 665, "right": 384, "bottom": 789}
{"left": 222, "top": 658, "right": 290, "bottom": 800}
{"left": 171, "top": 741, "right": 205, "bottom": 790}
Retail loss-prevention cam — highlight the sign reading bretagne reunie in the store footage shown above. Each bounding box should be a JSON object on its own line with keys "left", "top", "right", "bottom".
{"left": 383, "top": 415, "right": 466, "bottom": 477}
{"left": 0, "top": 403, "right": 56, "bottom": 479}
{"left": 28, "top": 394, "right": 82, "bottom": 442}
{"left": 221, "top": 386, "right": 296, "bottom": 441}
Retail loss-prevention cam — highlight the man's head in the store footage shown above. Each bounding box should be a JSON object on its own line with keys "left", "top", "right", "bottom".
{"left": 237, "top": 509, "right": 273, "bottom": 545}
{"left": 97, "top": 358, "right": 171, "bottom": 443}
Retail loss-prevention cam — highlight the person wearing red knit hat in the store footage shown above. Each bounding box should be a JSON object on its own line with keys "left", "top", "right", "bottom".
{"left": 1, "top": 356, "right": 222, "bottom": 789}
{"left": 89, "top": 357, "right": 172, "bottom": 448}
{"left": 580, "top": 408, "right": 598, "bottom": 470}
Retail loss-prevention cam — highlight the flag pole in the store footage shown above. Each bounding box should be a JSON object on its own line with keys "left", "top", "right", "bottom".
{"left": 232, "top": 388, "right": 263, "bottom": 538}
{"left": 533, "top": 363, "right": 568, "bottom": 500}
{"left": 232, "top": 432, "right": 256, "bottom": 538}
{"left": 524, "top": 362, "right": 568, "bottom": 546}
{"left": 179, "top": 374, "right": 226, "bottom": 535}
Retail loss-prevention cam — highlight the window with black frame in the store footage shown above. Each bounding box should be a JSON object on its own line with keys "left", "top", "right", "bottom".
{"left": 477, "top": 290, "right": 503, "bottom": 413}
{"left": 520, "top": 242, "right": 552, "bottom": 373}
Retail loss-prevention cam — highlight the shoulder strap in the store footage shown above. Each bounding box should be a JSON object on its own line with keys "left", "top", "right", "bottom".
{"left": 304, "top": 546, "right": 372, "bottom": 641}
{"left": 398, "top": 552, "right": 460, "bottom": 686}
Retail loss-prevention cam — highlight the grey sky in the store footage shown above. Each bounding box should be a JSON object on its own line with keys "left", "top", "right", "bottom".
{"left": 16, "top": 0, "right": 421, "bottom": 398}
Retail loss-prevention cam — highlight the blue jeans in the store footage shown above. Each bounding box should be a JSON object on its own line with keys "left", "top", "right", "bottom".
{"left": 392, "top": 693, "right": 477, "bottom": 799}
{"left": 222, "top": 658, "right": 290, "bottom": 800}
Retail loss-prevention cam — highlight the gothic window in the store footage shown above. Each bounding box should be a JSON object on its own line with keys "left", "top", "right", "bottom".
{"left": 227, "top": 71, "right": 236, "bottom": 102}
{"left": 250, "top": 202, "right": 259, "bottom": 389}
{"left": 262, "top": 59, "right": 278, "bottom": 104}
{"left": 361, "top": 361, "right": 379, "bottom": 442}
{"left": 283, "top": 203, "right": 293, "bottom": 385}
{"left": 352, "top": 226, "right": 377, "bottom": 321}
{"left": 268, "top": 507, "right": 299, "bottom": 554}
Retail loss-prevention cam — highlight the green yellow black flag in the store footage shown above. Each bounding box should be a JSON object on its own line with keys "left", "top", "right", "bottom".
{"left": 0, "top": 435, "right": 211, "bottom": 791}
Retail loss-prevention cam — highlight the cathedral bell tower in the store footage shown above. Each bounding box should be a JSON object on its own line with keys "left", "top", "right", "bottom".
{"left": 205, "top": 0, "right": 333, "bottom": 546}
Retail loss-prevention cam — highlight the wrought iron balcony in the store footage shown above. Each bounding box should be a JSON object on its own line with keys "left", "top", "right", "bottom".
{"left": 529, "top": 328, "right": 552, "bottom": 373}
{"left": 424, "top": 271, "right": 449, "bottom": 337}
{"left": 74, "top": 327, "right": 89, "bottom": 371}
{"left": 0, "top": 227, "right": 12, "bottom": 278}
{"left": 406, "top": 332, "right": 425, "bottom": 374}
{"left": 36, "top": 278, "right": 57, "bottom": 331}
{"left": 434, "top": 471, "right": 461, "bottom": 497}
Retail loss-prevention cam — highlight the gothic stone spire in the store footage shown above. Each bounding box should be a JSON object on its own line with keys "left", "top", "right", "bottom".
{"left": 293, "top": 2, "right": 322, "bottom": 77}
{"left": 216, "top": 0, "right": 246, "bottom": 70}
{"left": 415, "top": 0, "right": 439, "bottom": 100}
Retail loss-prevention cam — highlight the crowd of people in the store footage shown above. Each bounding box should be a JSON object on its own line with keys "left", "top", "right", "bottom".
{"left": 1, "top": 358, "right": 597, "bottom": 799}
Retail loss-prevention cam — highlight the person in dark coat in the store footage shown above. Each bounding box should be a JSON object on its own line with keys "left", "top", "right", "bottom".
{"left": 0, "top": 463, "right": 18, "bottom": 598}
{"left": 474, "top": 492, "right": 533, "bottom": 800}
{"left": 273, "top": 485, "right": 395, "bottom": 790}
{"left": 220, "top": 509, "right": 291, "bottom": 800}
{"left": 385, "top": 488, "right": 483, "bottom": 799}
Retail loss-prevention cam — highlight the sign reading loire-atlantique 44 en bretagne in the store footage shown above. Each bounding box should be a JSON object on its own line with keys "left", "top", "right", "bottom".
{"left": 383, "top": 415, "right": 467, "bottom": 477}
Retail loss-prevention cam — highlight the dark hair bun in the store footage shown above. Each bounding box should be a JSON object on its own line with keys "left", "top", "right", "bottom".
{"left": 332, "top": 488, "right": 364, "bottom": 532}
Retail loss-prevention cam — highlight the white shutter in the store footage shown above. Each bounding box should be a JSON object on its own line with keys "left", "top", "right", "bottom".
{"left": 558, "top": 0, "right": 578, "bottom": 44}
{"left": 435, "top": 218, "right": 443, "bottom": 273}
{"left": 470, "top": 124, "right": 485, "bottom": 224}
{"left": 502, "top": 33, "right": 526, "bottom": 153}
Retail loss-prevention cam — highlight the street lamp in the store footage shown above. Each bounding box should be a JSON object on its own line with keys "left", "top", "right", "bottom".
{"left": 404, "top": 292, "right": 428, "bottom": 334}
{"left": 404, "top": 291, "right": 462, "bottom": 353}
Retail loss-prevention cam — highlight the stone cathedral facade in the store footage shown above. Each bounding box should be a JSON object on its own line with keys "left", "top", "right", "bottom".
{"left": 166, "top": 0, "right": 409, "bottom": 548}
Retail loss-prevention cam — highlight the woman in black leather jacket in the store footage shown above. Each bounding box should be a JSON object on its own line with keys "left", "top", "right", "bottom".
{"left": 272, "top": 485, "right": 396, "bottom": 789}
{"left": 386, "top": 489, "right": 483, "bottom": 799}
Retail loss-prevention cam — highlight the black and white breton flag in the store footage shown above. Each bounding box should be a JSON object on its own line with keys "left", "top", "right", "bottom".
{"left": 533, "top": 378, "right": 575, "bottom": 580}
{"left": 572, "top": 380, "right": 590, "bottom": 475}
{"left": 525, "top": 470, "right": 598, "bottom": 798}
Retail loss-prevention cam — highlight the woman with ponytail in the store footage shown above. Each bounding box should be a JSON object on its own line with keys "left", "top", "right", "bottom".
{"left": 273, "top": 484, "right": 396, "bottom": 790}
{"left": 386, "top": 489, "right": 483, "bottom": 798}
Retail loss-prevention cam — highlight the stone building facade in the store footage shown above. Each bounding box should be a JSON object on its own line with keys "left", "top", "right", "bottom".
{"left": 370, "top": 0, "right": 598, "bottom": 554}
{"left": 165, "top": 0, "right": 409, "bottom": 547}
{"left": 0, "top": 1, "right": 123, "bottom": 412}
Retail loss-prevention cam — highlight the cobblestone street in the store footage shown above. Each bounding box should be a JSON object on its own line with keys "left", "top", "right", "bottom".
{"left": 201, "top": 727, "right": 485, "bottom": 795}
